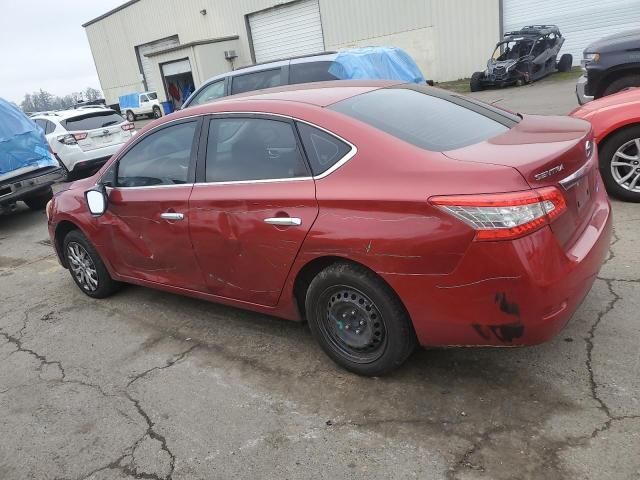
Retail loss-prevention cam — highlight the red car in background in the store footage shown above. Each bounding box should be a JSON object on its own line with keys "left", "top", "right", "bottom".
{"left": 47, "top": 81, "right": 612, "bottom": 375}
{"left": 571, "top": 88, "right": 640, "bottom": 202}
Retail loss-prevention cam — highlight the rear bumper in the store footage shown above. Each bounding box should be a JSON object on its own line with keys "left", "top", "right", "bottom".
{"left": 576, "top": 75, "right": 594, "bottom": 105}
{"left": 0, "top": 167, "right": 64, "bottom": 205}
{"left": 58, "top": 143, "right": 122, "bottom": 172}
{"left": 383, "top": 181, "right": 612, "bottom": 347}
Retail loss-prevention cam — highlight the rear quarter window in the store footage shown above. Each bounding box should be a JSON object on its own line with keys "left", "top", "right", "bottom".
{"left": 329, "top": 86, "right": 514, "bottom": 151}
{"left": 62, "top": 111, "right": 125, "bottom": 131}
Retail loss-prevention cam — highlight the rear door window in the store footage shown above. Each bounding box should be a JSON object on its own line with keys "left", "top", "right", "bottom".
{"left": 296, "top": 122, "right": 351, "bottom": 175}
{"left": 44, "top": 120, "right": 56, "bottom": 134}
{"left": 117, "top": 121, "right": 197, "bottom": 187}
{"left": 62, "top": 111, "right": 125, "bottom": 131}
{"left": 289, "top": 61, "right": 338, "bottom": 84}
{"left": 205, "top": 117, "right": 308, "bottom": 182}
{"left": 330, "top": 85, "right": 513, "bottom": 151}
{"left": 231, "top": 69, "right": 283, "bottom": 95}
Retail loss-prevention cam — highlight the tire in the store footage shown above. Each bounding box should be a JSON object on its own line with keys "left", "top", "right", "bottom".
{"left": 599, "top": 125, "right": 640, "bottom": 202}
{"left": 24, "top": 187, "right": 53, "bottom": 210}
{"left": 62, "top": 230, "right": 121, "bottom": 298}
{"left": 557, "top": 54, "right": 573, "bottom": 72}
{"left": 126, "top": 110, "right": 135, "bottom": 122}
{"left": 152, "top": 106, "right": 162, "bottom": 119}
{"left": 603, "top": 75, "right": 640, "bottom": 97}
{"left": 470, "top": 72, "right": 484, "bottom": 92}
{"left": 305, "top": 262, "right": 417, "bottom": 376}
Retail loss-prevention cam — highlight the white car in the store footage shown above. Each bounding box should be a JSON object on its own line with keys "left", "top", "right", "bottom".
{"left": 32, "top": 108, "right": 134, "bottom": 178}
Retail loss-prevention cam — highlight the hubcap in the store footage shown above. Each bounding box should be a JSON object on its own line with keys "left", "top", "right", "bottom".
{"left": 320, "top": 287, "right": 387, "bottom": 363}
{"left": 611, "top": 138, "right": 640, "bottom": 192}
{"left": 66, "top": 242, "right": 98, "bottom": 292}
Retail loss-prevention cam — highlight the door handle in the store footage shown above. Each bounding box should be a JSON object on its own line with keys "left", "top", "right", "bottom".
{"left": 264, "top": 217, "right": 302, "bottom": 226}
{"left": 160, "top": 212, "right": 185, "bottom": 221}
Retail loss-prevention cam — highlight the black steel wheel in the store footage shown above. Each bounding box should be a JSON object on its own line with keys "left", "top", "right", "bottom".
{"left": 306, "top": 263, "right": 417, "bottom": 376}
{"left": 63, "top": 230, "right": 121, "bottom": 298}
{"left": 470, "top": 72, "right": 484, "bottom": 92}
{"left": 320, "top": 286, "right": 388, "bottom": 364}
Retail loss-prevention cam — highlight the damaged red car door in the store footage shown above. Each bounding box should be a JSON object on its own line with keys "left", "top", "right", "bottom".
{"left": 103, "top": 119, "right": 205, "bottom": 291}
{"left": 188, "top": 115, "right": 318, "bottom": 306}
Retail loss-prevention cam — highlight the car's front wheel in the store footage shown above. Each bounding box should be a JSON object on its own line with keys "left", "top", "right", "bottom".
{"left": 603, "top": 75, "right": 640, "bottom": 97}
{"left": 599, "top": 125, "right": 640, "bottom": 202}
{"left": 63, "top": 230, "right": 121, "bottom": 298}
{"left": 305, "top": 263, "right": 417, "bottom": 376}
{"left": 24, "top": 187, "right": 53, "bottom": 210}
{"left": 470, "top": 72, "right": 484, "bottom": 92}
{"left": 153, "top": 106, "right": 162, "bottom": 119}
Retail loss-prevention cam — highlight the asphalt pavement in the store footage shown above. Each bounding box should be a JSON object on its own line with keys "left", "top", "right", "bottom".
{"left": 1, "top": 75, "right": 639, "bottom": 480}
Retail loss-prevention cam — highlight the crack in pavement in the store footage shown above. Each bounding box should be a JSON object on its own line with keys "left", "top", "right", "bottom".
{"left": 126, "top": 344, "right": 199, "bottom": 388}
{"left": 0, "top": 308, "right": 199, "bottom": 480}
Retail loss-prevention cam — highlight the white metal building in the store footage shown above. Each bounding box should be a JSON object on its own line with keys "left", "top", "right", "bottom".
{"left": 83, "top": 0, "right": 500, "bottom": 107}
{"left": 502, "top": 0, "right": 640, "bottom": 65}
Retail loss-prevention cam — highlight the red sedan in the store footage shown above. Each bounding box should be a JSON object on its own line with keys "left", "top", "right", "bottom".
{"left": 571, "top": 88, "right": 640, "bottom": 202}
{"left": 47, "top": 81, "right": 611, "bottom": 375}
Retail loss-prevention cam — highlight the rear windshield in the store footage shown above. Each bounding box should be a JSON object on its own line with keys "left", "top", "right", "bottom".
{"left": 329, "top": 85, "right": 515, "bottom": 151}
{"left": 62, "top": 111, "right": 125, "bottom": 131}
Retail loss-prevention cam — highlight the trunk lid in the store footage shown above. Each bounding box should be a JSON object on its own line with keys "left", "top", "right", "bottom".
{"left": 443, "top": 115, "right": 597, "bottom": 248}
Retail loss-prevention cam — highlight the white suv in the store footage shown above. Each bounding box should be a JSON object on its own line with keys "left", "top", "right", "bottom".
{"left": 32, "top": 108, "right": 134, "bottom": 178}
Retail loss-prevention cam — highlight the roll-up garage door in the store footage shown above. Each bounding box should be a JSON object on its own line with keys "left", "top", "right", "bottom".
{"left": 503, "top": 0, "right": 640, "bottom": 65}
{"left": 248, "top": 0, "right": 325, "bottom": 63}
{"left": 137, "top": 35, "right": 179, "bottom": 91}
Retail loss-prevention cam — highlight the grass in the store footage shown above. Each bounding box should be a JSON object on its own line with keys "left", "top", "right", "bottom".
{"left": 436, "top": 67, "right": 583, "bottom": 94}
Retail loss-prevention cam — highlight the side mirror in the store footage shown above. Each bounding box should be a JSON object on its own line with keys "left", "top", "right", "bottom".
{"left": 85, "top": 185, "right": 108, "bottom": 216}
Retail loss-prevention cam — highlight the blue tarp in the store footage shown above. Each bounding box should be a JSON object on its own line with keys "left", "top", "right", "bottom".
{"left": 119, "top": 93, "right": 140, "bottom": 109}
{"left": 0, "top": 98, "right": 57, "bottom": 177}
{"left": 329, "top": 47, "right": 426, "bottom": 83}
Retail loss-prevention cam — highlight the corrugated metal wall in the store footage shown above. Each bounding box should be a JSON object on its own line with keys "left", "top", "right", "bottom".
{"left": 85, "top": 0, "right": 500, "bottom": 104}
{"left": 503, "top": 0, "right": 640, "bottom": 64}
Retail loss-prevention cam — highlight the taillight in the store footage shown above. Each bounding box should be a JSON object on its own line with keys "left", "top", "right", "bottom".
{"left": 57, "top": 134, "right": 77, "bottom": 145}
{"left": 72, "top": 132, "right": 88, "bottom": 141}
{"left": 430, "top": 187, "right": 567, "bottom": 241}
{"left": 121, "top": 122, "right": 135, "bottom": 131}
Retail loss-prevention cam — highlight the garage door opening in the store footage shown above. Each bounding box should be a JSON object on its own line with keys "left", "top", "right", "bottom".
{"left": 161, "top": 58, "right": 195, "bottom": 111}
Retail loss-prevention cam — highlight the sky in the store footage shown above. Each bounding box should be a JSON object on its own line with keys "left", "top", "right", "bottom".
{"left": 0, "top": 0, "right": 128, "bottom": 104}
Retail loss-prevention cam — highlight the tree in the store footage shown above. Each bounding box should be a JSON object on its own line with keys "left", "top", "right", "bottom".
{"left": 84, "top": 87, "right": 102, "bottom": 102}
{"left": 19, "top": 87, "right": 103, "bottom": 113}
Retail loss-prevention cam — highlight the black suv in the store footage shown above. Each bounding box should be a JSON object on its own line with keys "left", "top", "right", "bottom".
{"left": 576, "top": 28, "right": 640, "bottom": 104}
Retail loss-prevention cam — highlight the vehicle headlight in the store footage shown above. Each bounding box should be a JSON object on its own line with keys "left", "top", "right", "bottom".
{"left": 582, "top": 52, "right": 600, "bottom": 70}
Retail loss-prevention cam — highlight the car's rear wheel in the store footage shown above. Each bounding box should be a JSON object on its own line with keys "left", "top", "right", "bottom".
{"left": 557, "top": 54, "right": 573, "bottom": 72}
{"left": 63, "top": 230, "right": 121, "bottom": 298}
{"left": 305, "top": 263, "right": 417, "bottom": 376}
{"left": 603, "top": 75, "right": 640, "bottom": 97}
{"left": 599, "top": 125, "right": 640, "bottom": 202}
{"left": 24, "top": 187, "right": 53, "bottom": 210}
{"left": 470, "top": 72, "right": 484, "bottom": 92}
{"left": 153, "top": 106, "right": 162, "bottom": 119}
{"left": 126, "top": 110, "right": 135, "bottom": 122}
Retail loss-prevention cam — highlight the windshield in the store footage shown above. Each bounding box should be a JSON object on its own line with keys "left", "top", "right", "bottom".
{"left": 492, "top": 40, "right": 532, "bottom": 61}
{"left": 146, "top": 92, "right": 158, "bottom": 100}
